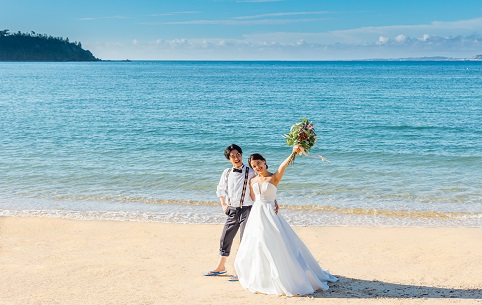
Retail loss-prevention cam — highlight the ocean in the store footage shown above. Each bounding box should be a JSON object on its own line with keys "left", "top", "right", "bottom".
{"left": 1, "top": 61, "right": 481, "bottom": 227}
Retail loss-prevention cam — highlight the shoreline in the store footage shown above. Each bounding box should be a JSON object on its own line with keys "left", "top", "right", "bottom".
{"left": 1, "top": 204, "right": 481, "bottom": 228}
{"left": 1, "top": 216, "right": 481, "bottom": 304}
{"left": 2, "top": 194, "right": 480, "bottom": 229}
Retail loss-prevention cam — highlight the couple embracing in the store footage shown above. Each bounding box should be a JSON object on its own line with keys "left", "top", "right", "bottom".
{"left": 204, "top": 144, "right": 337, "bottom": 297}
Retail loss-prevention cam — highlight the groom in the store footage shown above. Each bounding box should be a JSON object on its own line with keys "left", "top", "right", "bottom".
{"left": 204, "top": 144, "right": 259, "bottom": 281}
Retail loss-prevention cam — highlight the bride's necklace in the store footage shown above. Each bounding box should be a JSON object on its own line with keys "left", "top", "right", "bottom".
{"left": 257, "top": 172, "right": 272, "bottom": 180}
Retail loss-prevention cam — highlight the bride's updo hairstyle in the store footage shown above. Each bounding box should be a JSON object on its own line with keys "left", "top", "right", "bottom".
{"left": 248, "top": 153, "right": 268, "bottom": 169}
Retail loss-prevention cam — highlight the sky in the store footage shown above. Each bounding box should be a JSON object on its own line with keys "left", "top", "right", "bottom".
{"left": 1, "top": 0, "right": 482, "bottom": 60}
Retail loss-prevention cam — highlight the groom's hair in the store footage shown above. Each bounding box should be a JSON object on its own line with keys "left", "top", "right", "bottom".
{"left": 224, "top": 144, "right": 243, "bottom": 160}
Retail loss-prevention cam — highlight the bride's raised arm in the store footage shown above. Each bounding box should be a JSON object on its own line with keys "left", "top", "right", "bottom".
{"left": 272, "top": 145, "right": 301, "bottom": 185}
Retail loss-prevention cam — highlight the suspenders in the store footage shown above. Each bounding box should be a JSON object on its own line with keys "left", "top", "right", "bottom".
{"left": 224, "top": 168, "right": 232, "bottom": 206}
{"left": 225, "top": 167, "right": 250, "bottom": 208}
{"left": 240, "top": 168, "right": 250, "bottom": 208}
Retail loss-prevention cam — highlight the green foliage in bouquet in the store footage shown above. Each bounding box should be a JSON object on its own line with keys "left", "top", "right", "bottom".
{"left": 283, "top": 118, "right": 318, "bottom": 164}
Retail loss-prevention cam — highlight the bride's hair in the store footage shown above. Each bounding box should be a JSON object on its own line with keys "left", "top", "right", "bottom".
{"left": 248, "top": 153, "right": 268, "bottom": 169}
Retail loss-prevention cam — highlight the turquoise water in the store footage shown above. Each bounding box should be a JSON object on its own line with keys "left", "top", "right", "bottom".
{"left": 1, "top": 61, "right": 481, "bottom": 227}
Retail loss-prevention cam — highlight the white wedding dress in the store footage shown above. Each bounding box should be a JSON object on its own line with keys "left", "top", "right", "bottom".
{"left": 234, "top": 181, "right": 338, "bottom": 296}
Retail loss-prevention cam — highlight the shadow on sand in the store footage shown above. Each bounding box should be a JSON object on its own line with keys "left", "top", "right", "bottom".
{"left": 313, "top": 276, "right": 481, "bottom": 299}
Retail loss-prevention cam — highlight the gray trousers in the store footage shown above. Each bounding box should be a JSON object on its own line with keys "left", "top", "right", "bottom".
{"left": 219, "top": 205, "right": 252, "bottom": 257}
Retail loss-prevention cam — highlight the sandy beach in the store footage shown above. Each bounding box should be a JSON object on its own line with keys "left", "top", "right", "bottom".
{"left": 0, "top": 216, "right": 481, "bottom": 305}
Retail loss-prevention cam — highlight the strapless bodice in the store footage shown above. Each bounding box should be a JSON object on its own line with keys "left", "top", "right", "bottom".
{"left": 253, "top": 182, "right": 277, "bottom": 202}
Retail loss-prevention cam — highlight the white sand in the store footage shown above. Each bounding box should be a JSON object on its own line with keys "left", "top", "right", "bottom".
{"left": 0, "top": 217, "right": 481, "bottom": 304}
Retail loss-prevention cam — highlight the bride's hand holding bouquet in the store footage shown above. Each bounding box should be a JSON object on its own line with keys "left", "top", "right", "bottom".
{"left": 292, "top": 144, "right": 303, "bottom": 155}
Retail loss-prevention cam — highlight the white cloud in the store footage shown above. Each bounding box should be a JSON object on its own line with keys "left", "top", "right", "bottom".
{"left": 420, "top": 34, "right": 430, "bottom": 41}
{"left": 144, "top": 18, "right": 326, "bottom": 26}
{"left": 395, "top": 34, "right": 407, "bottom": 43}
{"left": 378, "top": 36, "right": 389, "bottom": 44}
{"left": 85, "top": 16, "right": 482, "bottom": 60}
{"left": 233, "top": 16, "right": 482, "bottom": 48}
{"left": 234, "top": 11, "right": 331, "bottom": 20}
{"left": 148, "top": 11, "right": 199, "bottom": 17}
{"left": 88, "top": 31, "right": 482, "bottom": 60}
{"left": 293, "top": 39, "right": 305, "bottom": 46}
{"left": 78, "top": 16, "right": 129, "bottom": 21}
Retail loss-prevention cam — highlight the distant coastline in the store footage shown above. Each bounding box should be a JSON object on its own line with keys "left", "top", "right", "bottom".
{"left": 360, "top": 55, "right": 482, "bottom": 62}
{"left": 100, "top": 57, "right": 482, "bottom": 62}
{"left": 1, "top": 29, "right": 480, "bottom": 63}
{"left": 0, "top": 30, "right": 99, "bottom": 62}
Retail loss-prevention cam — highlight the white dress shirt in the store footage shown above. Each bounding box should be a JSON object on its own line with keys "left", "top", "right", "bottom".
{"left": 216, "top": 165, "right": 256, "bottom": 207}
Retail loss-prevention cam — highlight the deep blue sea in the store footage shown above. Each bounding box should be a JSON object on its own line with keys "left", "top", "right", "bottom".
{"left": 1, "top": 61, "right": 481, "bottom": 227}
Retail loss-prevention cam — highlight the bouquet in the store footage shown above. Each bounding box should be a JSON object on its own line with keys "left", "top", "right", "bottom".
{"left": 283, "top": 118, "right": 328, "bottom": 164}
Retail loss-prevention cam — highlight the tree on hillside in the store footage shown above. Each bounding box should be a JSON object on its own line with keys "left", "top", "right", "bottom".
{"left": 0, "top": 29, "right": 100, "bottom": 61}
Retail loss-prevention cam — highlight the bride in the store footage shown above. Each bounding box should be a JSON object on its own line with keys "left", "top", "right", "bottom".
{"left": 234, "top": 145, "right": 338, "bottom": 296}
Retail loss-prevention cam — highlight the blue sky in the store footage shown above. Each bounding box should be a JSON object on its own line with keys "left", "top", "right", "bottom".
{"left": 2, "top": 0, "right": 482, "bottom": 60}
